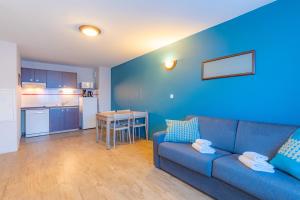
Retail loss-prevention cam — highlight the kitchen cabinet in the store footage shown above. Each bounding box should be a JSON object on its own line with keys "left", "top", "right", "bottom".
{"left": 49, "top": 107, "right": 79, "bottom": 132}
{"left": 46, "top": 71, "right": 63, "bottom": 88}
{"left": 49, "top": 108, "right": 64, "bottom": 132}
{"left": 21, "top": 68, "right": 34, "bottom": 82}
{"left": 21, "top": 68, "right": 47, "bottom": 83}
{"left": 34, "top": 69, "right": 47, "bottom": 83}
{"left": 47, "top": 71, "right": 77, "bottom": 88}
{"left": 22, "top": 68, "right": 77, "bottom": 88}
{"left": 64, "top": 107, "right": 79, "bottom": 130}
{"left": 62, "top": 72, "right": 77, "bottom": 88}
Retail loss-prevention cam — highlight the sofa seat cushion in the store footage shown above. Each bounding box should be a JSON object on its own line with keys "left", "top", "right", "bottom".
{"left": 158, "top": 142, "right": 230, "bottom": 177}
{"left": 213, "top": 154, "right": 300, "bottom": 200}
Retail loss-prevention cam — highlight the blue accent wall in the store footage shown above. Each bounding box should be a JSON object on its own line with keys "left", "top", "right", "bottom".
{"left": 112, "top": 0, "right": 300, "bottom": 138}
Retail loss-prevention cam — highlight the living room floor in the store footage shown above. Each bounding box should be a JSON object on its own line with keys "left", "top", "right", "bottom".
{"left": 0, "top": 130, "right": 211, "bottom": 200}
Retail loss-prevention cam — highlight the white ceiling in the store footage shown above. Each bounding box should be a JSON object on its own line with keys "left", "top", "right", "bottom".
{"left": 0, "top": 0, "right": 274, "bottom": 68}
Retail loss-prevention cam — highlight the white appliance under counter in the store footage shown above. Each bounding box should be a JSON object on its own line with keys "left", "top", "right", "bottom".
{"left": 25, "top": 108, "right": 50, "bottom": 137}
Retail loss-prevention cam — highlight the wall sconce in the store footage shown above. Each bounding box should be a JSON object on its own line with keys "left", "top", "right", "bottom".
{"left": 164, "top": 58, "right": 177, "bottom": 70}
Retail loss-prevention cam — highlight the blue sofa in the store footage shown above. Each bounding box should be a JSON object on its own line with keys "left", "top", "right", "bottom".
{"left": 153, "top": 116, "right": 300, "bottom": 200}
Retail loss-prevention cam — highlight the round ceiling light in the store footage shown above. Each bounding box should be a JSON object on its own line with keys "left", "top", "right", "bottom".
{"left": 79, "top": 25, "right": 101, "bottom": 37}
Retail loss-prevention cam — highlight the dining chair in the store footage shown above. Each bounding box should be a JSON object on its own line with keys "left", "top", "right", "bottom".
{"left": 131, "top": 112, "right": 147, "bottom": 143}
{"left": 113, "top": 113, "right": 131, "bottom": 148}
{"left": 116, "top": 110, "right": 131, "bottom": 126}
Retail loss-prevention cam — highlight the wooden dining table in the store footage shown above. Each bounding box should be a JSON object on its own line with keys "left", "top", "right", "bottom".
{"left": 96, "top": 111, "right": 148, "bottom": 149}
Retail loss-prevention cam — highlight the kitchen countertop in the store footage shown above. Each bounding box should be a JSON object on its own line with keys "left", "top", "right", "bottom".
{"left": 21, "top": 105, "right": 79, "bottom": 110}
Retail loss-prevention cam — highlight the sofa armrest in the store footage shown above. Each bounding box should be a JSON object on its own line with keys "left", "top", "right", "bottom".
{"left": 153, "top": 131, "right": 167, "bottom": 168}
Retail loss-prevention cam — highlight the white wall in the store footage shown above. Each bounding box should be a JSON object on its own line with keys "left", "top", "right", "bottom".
{"left": 0, "top": 41, "right": 21, "bottom": 154}
{"left": 16, "top": 48, "right": 21, "bottom": 143}
{"left": 98, "top": 67, "right": 111, "bottom": 112}
{"left": 22, "top": 60, "right": 97, "bottom": 88}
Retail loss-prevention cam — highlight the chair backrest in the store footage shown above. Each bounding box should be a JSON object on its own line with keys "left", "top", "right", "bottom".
{"left": 133, "top": 112, "right": 147, "bottom": 118}
{"left": 113, "top": 113, "right": 131, "bottom": 129}
{"left": 132, "top": 112, "right": 146, "bottom": 125}
{"left": 113, "top": 113, "right": 131, "bottom": 120}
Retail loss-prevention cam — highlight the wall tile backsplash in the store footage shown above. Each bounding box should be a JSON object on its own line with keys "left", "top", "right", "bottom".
{"left": 21, "top": 88, "right": 80, "bottom": 108}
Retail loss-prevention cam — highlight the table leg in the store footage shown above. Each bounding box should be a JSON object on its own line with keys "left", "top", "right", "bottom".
{"left": 106, "top": 120, "right": 111, "bottom": 149}
{"left": 146, "top": 114, "right": 149, "bottom": 140}
{"left": 96, "top": 117, "right": 99, "bottom": 143}
{"left": 99, "top": 120, "right": 103, "bottom": 141}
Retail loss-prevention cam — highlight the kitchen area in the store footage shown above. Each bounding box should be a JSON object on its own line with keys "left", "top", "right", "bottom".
{"left": 20, "top": 60, "right": 101, "bottom": 138}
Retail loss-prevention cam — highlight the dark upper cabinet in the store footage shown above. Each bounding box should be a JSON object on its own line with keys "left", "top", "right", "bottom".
{"left": 22, "top": 68, "right": 77, "bottom": 88}
{"left": 64, "top": 107, "right": 79, "bottom": 130}
{"left": 62, "top": 72, "right": 77, "bottom": 88}
{"left": 47, "top": 71, "right": 77, "bottom": 88}
{"left": 46, "top": 71, "right": 63, "bottom": 88}
{"left": 50, "top": 107, "right": 79, "bottom": 132}
{"left": 34, "top": 69, "right": 47, "bottom": 83}
{"left": 49, "top": 108, "right": 64, "bottom": 132}
{"left": 21, "top": 68, "right": 47, "bottom": 83}
{"left": 21, "top": 68, "right": 35, "bottom": 82}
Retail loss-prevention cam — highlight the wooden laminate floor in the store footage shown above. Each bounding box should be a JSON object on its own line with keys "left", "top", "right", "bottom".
{"left": 0, "top": 130, "right": 212, "bottom": 200}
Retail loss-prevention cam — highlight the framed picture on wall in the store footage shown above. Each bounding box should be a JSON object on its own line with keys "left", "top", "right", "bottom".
{"left": 201, "top": 50, "right": 255, "bottom": 80}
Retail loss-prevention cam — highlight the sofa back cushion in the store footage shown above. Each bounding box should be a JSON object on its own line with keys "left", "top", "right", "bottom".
{"left": 234, "top": 121, "right": 297, "bottom": 158}
{"left": 198, "top": 116, "right": 238, "bottom": 152}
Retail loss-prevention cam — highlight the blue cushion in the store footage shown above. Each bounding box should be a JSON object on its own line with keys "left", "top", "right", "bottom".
{"left": 213, "top": 154, "right": 300, "bottom": 200}
{"left": 164, "top": 118, "right": 200, "bottom": 143}
{"left": 198, "top": 116, "right": 238, "bottom": 152}
{"left": 271, "top": 129, "right": 300, "bottom": 180}
{"left": 234, "top": 121, "right": 297, "bottom": 158}
{"left": 158, "top": 142, "right": 230, "bottom": 177}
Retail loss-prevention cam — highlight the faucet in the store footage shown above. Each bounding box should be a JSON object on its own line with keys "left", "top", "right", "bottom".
{"left": 61, "top": 101, "right": 69, "bottom": 106}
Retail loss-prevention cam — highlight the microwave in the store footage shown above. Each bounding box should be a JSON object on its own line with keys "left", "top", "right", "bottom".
{"left": 80, "top": 82, "right": 94, "bottom": 89}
